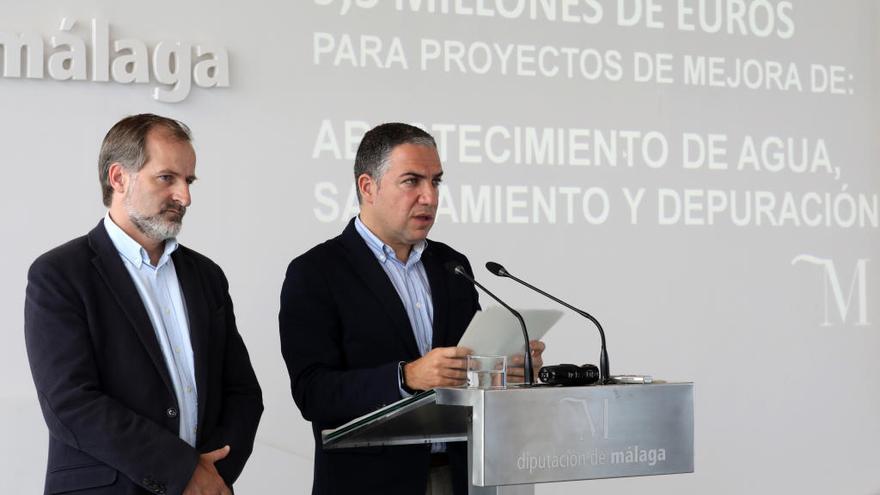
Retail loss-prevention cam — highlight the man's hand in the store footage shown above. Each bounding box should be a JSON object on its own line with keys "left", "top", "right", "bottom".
{"left": 507, "top": 340, "right": 546, "bottom": 383}
{"left": 403, "top": 346, "right": 471, "bottom": 391}
{"left": 183, "top": 445, "right": 232, "bottom": 495}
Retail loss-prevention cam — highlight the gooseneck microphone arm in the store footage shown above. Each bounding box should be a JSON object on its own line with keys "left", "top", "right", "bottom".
{"left": 445, "top": 262, "right": 535, "bottom": 386}
{"left": 486, "top": 261, "right": 610, "bottom": 384}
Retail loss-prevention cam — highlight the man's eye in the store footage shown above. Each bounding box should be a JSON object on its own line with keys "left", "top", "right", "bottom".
{"left": 432, "top": 179, "right": 442, "bottom": 187}
{"left": 403, "top": 178, "right": 417, "bottom": 185}
{"left": 158, "top": 175, "right": 173, "bottom": 182}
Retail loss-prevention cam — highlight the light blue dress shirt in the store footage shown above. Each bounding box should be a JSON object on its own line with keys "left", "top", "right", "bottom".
{"left": 354, "top": 216, "right": 434, "bottom": 360}
{"left": 354, "top": 217, "right": 445, "bottom": 453}
{"left": 103, "top": 213, "right": 198, "bottom": 446}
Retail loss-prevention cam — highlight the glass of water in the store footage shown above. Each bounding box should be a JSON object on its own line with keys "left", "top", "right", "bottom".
{"left": 466, "top": 355, "right": 507, "bottom": 389}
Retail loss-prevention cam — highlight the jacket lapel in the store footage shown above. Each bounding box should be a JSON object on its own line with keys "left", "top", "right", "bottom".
{"left": 337, "top": 219, "right": 421, "bottom": 358}
{"left": 87, "top": 222, "right": 175, "bottom": 396}
{"left": 171, "top": 247, "right": 210, "bottom": 430}
{"left": 422, "top": 247, "right": 451, "bottom": 348}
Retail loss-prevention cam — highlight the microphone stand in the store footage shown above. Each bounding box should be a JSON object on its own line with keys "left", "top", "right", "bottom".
{"left": 487, "top": 262, "right": 610, "bottom": 384}
{"left": 446, "top": 262, "right": 535, "bottom": 386}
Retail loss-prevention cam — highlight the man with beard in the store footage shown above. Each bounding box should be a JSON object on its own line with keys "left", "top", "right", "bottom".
{"left": 24, "top": 114, "right": 263, "bottom": 495}
{"left": 279, "top": 123, "right": 544, "bottom": 494}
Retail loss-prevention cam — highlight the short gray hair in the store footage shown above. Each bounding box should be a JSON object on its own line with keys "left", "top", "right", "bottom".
{"left": 354, "top": 123, "right": 436, "bottom": 202}
{"left": 98, "top": 114, "right": 192, "bottom": 206}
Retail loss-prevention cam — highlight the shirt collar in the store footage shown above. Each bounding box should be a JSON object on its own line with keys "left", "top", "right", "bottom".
{"left": 354, "top": 216, "right": 427, "bottom": 267}
{"left": 103, "top": 212, "right": 179, "bottom": 269}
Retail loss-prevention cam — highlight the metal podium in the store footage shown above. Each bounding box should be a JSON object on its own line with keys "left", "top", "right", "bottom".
{"left": 323, "top": 383, "right": 694, "bottom": 494}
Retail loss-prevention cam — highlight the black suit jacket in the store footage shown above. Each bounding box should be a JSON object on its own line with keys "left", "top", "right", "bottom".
{"left": 24, "top": 221, "right": 263, "bottom": 495}
{"left": 279, "top": 219, "right": 480, "bottom": 494}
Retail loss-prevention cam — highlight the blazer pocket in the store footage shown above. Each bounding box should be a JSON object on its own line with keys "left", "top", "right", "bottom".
{"left": 46, "top": 463, "right": 118, "bottom": 493}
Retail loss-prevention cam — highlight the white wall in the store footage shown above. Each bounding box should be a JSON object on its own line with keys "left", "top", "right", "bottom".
{"left": 2, "top": 1, "right": 879, "bottom": 493}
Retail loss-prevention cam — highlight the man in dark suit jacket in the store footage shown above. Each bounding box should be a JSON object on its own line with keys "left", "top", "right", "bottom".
{"left": 279, "top": 123, "right": 543, "bottom": 494}
{"left": 25, "top": 114, "right": 263, "bottom": 495}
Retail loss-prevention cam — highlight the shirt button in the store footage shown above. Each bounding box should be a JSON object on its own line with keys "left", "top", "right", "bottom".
{"left": 174, "top": 347, "right": 181, "bottom": 354}
{"left": 166, "top": 407, "right": 178, "bottom": 418}
{"left": 186, "top": 387, "right": 193, "bottom": 394}
{"left": 163, "top": 308, "right": 170, "bottom": 315}
{"left": 415, "top": 302, "right": 422, "bottom": 309}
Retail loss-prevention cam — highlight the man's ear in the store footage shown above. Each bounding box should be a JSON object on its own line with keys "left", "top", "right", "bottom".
{"left": 357, "top": 173, "right": 376, "bottom": 204}
{"left": 107, "top": 163, "right": 129, "bottom": 196}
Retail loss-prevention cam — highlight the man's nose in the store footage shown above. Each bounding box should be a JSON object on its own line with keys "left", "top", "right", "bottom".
{"left": 419, "top": 182, "right": 438, "bottom": 205}
{"left": 174, "top": 182, "right": 192, "bottom": 207}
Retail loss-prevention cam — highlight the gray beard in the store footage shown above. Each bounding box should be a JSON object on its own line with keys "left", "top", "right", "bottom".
{"left": 128, "top": 211, "right": 182, "bottom": 241}
{"left": 125, "top": 198, "right": 183, "bottom": 242}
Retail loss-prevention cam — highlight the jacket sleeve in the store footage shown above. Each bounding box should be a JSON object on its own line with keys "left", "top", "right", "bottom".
{"left": 199, "top": 268, "right": 264, "bottom": 486}
{"left": 24, "top": 256, "right": 199, "bottom": 495}
{"left": 279, "top": 255, "right": 402, "bottom": 427}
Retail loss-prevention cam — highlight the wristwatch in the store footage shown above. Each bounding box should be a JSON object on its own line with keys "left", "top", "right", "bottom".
{"left": 398, "top": 361, "right": 417, "bottom": 394}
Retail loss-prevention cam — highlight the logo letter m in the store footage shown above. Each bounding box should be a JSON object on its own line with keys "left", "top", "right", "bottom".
{"left": 792, "top": 255, "right": 870, "bottom": 326}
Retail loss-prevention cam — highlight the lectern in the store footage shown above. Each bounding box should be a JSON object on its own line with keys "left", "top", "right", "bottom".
{"left": 323, "top": 383, "right": 694, "bottom": 494}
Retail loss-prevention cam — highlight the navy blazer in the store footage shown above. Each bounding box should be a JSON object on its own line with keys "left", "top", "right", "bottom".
{"left": 25, "top": 222, "right": 263, "bottom": 495}
{"left": 279, "top": 218, "right": 480, "bottom": 495}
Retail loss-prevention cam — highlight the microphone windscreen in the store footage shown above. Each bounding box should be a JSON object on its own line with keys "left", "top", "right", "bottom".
{"left": 485, "top": 261, "right": 506, "bottom": 276}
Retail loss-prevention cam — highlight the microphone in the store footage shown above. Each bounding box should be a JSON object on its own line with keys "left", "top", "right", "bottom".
{"left": 444, "top": 261, "right": 535, "bottom": 386}
{"left": 539, "top": 364, "right": 600, "bottom": 386}
{"left": 486, "top": 261, "right": 610, "bottom": 384}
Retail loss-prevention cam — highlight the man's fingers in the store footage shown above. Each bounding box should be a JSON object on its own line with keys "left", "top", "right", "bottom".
{"left": 408, "top": 346, "right": 486, "bottom": 389}
{"left": 441, "top": 346, "right": 472, "bottom": 358}
{"left": 509, "top": 353, "right": 541, "bottom": 366}
{"left": 437, "top": 376, "right": 467, "bottom": 387}
{"left": 440, "top": 368, "right": 467, "bottom": 380}
{"left": 441, "top": 356, "right": 468, "bottom": 369}
{"left": 422, "top": 373, "right": 465, "bottom": 389}
{"left": 204, "top": 445, "right": 230, "bottom": 463}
